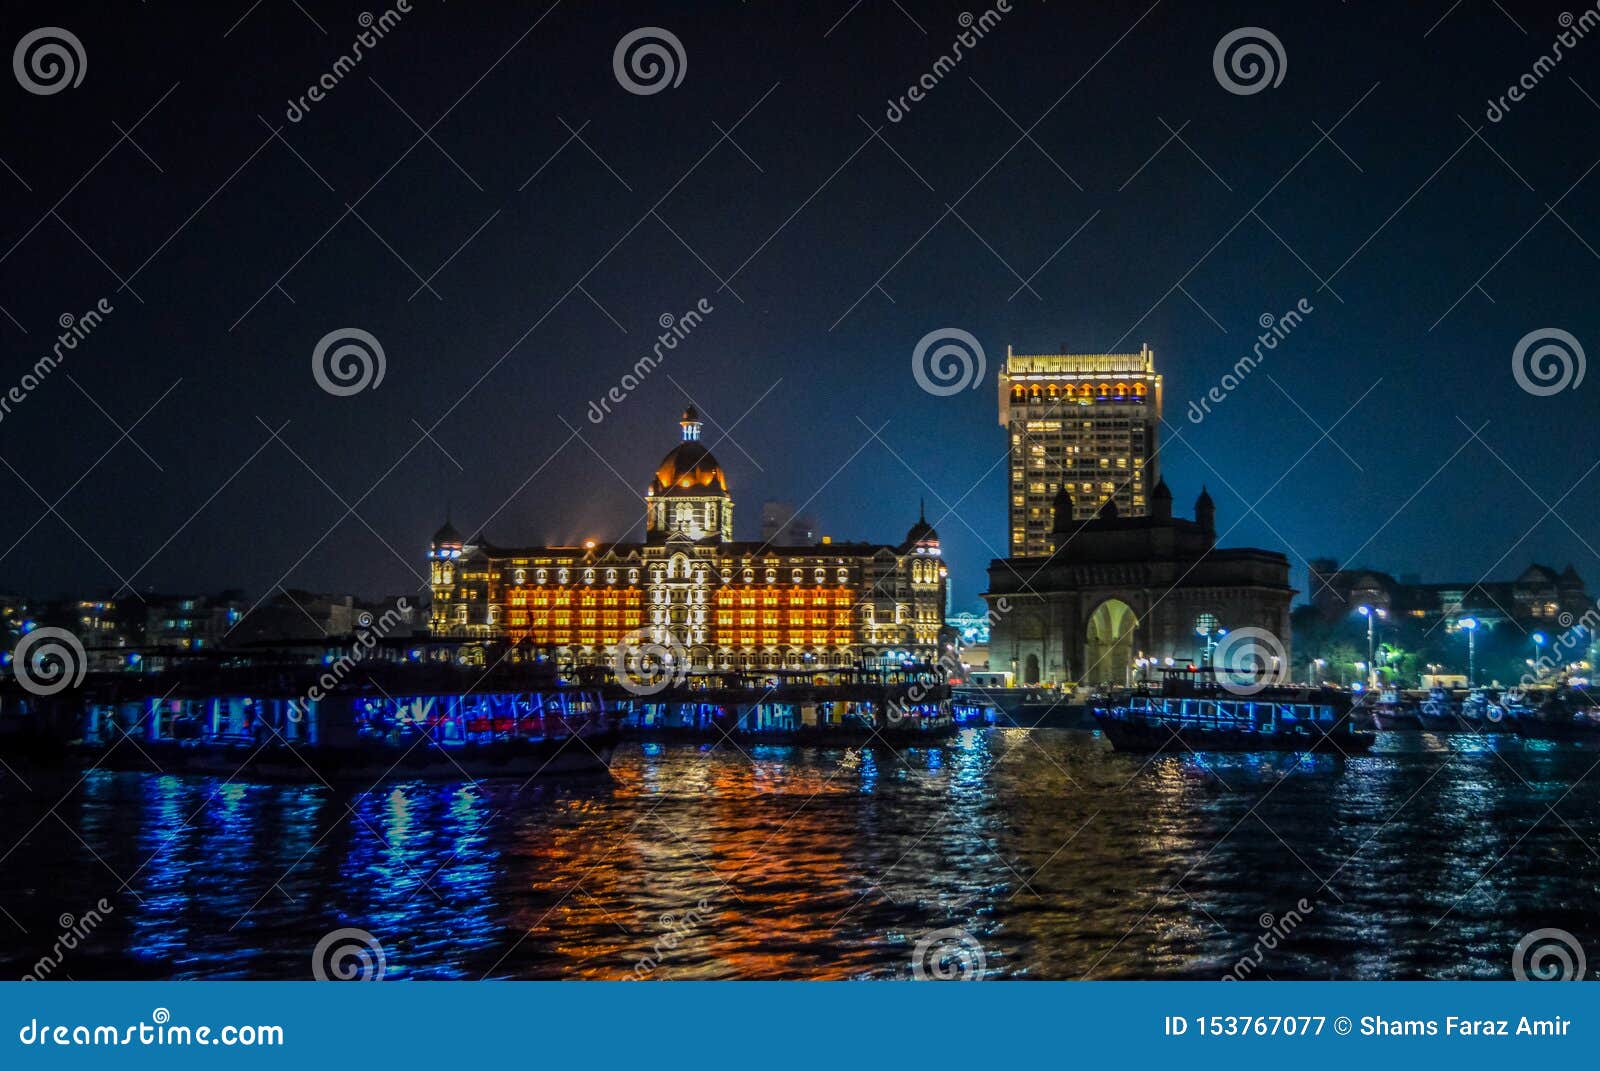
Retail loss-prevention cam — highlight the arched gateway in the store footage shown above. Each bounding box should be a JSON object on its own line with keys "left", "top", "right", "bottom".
{"left": 1084, "top": 599, "right": 1138, "bottom": 686}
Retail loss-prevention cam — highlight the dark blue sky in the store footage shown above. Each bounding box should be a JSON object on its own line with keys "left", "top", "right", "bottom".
{"left": 1, "top": 0, "right": 1597, "bottom": 613}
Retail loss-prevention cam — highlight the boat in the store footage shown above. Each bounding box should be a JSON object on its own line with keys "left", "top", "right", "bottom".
{"left": 1512, "top": 691, "right": 1600, "bottom": 742}
{"left": 1366, "top": 688, "right": 1423, "bottom": 731}
{"left": 1091, "top": 667, "right": 1373, "bottom": 754}
{"left": 1015, "top": 690, "right": 1097, "bottom": 729}
{"left": 0, "top": 654, "right": 623, "bottom": 785}
{"left": 1456, "top": 688, "right": 1526, "bottom": 732}
{"left": 959, "top": 685, "right": 1095, "bottom": 729}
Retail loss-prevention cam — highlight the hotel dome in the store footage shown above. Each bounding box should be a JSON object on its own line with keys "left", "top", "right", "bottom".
{"left": 649, "top": 407, "right": 728, "bottom": 497}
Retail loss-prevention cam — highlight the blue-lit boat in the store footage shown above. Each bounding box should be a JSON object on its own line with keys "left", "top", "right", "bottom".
{"left": 1091, "top": 668, "right": 1373, "bottom": 754}
{"left": 1, "top": 655, "right": 620, "bottom": 783}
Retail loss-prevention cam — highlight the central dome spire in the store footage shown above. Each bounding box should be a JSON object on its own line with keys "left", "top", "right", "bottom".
{"left": 647, "top": 408, "right": 732, "bottom": 541}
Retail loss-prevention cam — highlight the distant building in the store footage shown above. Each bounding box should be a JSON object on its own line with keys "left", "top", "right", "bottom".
{"left": 985, "top": 482, "right": 1293, "bottom": 686}
{"left": 0, "top": 592, "right": 24, "bottom": 649}
{"left": 760, "top": 500, "right": 818, "bottom": 547}
{"left": 999, "top": 343, "right": 1162, "bottom": 557}
{"left": 144, "top": 593, "right": 248, "bottom": 650}
{"left": 947, "top": 611, "right": 992, "bottom": 646}
{"left": 947, "top": 610, "right": 992, "bottom": 674}
{"left": 428, "top": 407, "right": 947, "bottom": 671}
{"left": 226, "top": 591, "right": 383, "bottom": 644}
{"left": 1307, "top": 558, "right": 1591, "bottom": 630}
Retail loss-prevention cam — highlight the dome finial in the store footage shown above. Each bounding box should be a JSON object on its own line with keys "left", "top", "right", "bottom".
{"left": 680, "top": 405, "right": 702, "bottom": 441}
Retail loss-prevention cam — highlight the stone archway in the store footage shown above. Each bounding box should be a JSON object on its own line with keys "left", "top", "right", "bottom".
{"left": 1023, "top": 653, "right": 1041, "bottom": 685}
{"left": 1083, "top": 599, "right": 1138, "bottom": 686}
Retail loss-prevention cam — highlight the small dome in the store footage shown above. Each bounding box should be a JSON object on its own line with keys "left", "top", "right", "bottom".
{"left": 650, "top": 441, "right": 728, "bottom": 497}
{"left": 432, "top": 521, "right": 462, "bottom": 545}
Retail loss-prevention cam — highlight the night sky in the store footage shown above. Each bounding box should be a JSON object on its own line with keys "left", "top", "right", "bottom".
{"left": 2, "top": 0, "right": 1597, "bottom": 614}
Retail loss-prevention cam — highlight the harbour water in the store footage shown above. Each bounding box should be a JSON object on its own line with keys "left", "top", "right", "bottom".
{"left": 1, "top": 729, "right": 1596, "bottom": 980}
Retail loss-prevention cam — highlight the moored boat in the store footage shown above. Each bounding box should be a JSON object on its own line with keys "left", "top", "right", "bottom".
{"left": 1091, "top": 668, "right": 1373, "bottom": 754}
{"left": 1512, "top": 690, "right": 1600, "bottom": 742}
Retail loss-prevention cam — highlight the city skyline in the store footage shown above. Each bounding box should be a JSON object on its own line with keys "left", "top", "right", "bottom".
{"left": 0, "top": 2, "right": 1596, "bottom": 620}
{"left": 6, "top": 0, "right": 1600, "bottom": 992}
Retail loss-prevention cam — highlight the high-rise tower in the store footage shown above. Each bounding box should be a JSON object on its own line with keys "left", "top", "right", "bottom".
{"left": 998, "top": 343, "right": 1163, "bottom": 556}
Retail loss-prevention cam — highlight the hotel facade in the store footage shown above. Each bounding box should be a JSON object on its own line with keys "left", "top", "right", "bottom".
{"left": 428, "top": 409, "right": 947, "bottom": 672}
{"left": 999, "top": 343, "right": 1162, "bottom": 556}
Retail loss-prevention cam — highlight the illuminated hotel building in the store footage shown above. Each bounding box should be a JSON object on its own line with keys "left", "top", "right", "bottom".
{"left": 999, "top": 343, "right": 1163, "bottom": 556}
{"left": 428, "top": 408, "right": 947, "bottom": 671}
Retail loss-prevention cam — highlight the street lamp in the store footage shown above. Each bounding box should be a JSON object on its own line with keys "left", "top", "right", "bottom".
{"left": 1358, "top": 605, "right": 1387, "bottom": 686}
{"left": 1310, "top": 657, "right": 1326, "bottom": 686}
{"left": 1460, "top": 617, "right": 1479, "bottom": 687}
{"left": 1531, "top": 631, "right": 1547, "bottom": 676}
{"left": 1195, "top": 621, "right": 1225, "bottom": 673}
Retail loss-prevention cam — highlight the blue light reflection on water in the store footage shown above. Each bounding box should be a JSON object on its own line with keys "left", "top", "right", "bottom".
{"left": 3, "top": 729, "right": 1600, "bottom": 979}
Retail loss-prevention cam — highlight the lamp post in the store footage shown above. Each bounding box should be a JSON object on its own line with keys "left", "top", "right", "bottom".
{"left": 1310, "top": 657, "right": 1325, "bottom": 686}
{"left": 1358, "top": 605, "right": 1387, "bottom": 686}
{"left": 1460, "top": 617, "right": 1478, "bottom": 687}
{"left": 1198, "top": 626, "right": 1227, "bottom": 674}
{"left": 1531, "top": 632, "right": 1546, "bottom": 679}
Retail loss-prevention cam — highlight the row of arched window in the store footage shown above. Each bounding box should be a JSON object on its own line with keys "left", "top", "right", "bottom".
{"left": 1012, "top": 382, "right": 1148, "bottom": 401}
{"left": 513, "top": 567, "right": 640, "bottom": 586}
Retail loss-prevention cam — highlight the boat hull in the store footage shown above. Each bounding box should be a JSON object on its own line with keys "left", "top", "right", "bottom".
{"left": 1513, "top": 720, "right": 1600, "bottom": 743}
{"left": 620, "top": 723, "right": 959, "bottom": 746}
{"left": 1092, "top": 712, "right": 1375, "bottom": 754}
